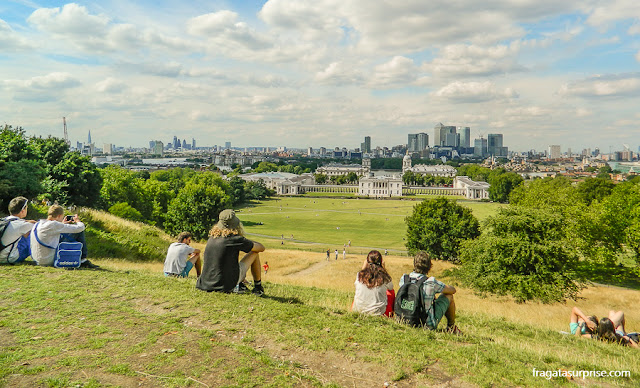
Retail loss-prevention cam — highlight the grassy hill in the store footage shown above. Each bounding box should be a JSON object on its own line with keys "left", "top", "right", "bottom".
{"left": 1, "top": 205, "right": 639, "bottom": 387}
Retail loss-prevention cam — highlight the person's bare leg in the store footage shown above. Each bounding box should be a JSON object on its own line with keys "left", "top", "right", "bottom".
{"left": 239, "top": 252, "right": 260, "bottom": 283}
{"left": 609, "top": 310, "right": 626, "bottom": 334}
{"left": 192, "top": 254, "right": 202, "bottom": 277}
{"left": 250, "top": 254, "right": 261, "bottom": 282}
{"left": 444, "top": 294, "right": 456, "bottom": 327}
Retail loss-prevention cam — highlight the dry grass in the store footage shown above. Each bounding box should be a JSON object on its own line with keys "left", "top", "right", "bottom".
{"left": 97, "top": 247, "right": 640, "bottom": 336}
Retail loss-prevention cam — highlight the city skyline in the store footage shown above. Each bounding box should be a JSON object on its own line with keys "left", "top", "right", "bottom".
{"left": 1, "top": 1, "right": 639, "bottom": 151}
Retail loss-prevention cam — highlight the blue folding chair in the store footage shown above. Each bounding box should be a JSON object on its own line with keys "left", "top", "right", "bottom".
{"left": 54, "top": 242, "right": 83, "bottom": 268}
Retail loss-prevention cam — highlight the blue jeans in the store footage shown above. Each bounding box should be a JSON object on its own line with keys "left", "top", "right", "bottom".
{"left": 60, "top": 231, "right": 88, "bottom": 260}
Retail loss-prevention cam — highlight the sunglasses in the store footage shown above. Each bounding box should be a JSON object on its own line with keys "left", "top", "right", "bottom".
{"left": 21, "top": 200, "right": 29, "bottom": 212}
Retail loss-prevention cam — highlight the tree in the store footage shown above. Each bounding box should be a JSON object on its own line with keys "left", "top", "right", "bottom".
{"left": 457, "top": 207, "right": 585, "bottom": 303}
{"left": 100, "top": 166, "right": 152, "bottom": 219}
{"left": 314, "top": 173, "right": 328, "bottom": 184}
{"left": 405, "top": 197, "right": 480, "bottom": 262}
{"left": 346, "top": 172, "right": 358, "bottom": 184}
{"left": 29, "top": 136, "right": 69, "bottom": 172}
{"left": 0, "top": 159, "right": 45, "bottom": 207}
{"left": 0, "top": 125, "right": 36, "bottom": 162}
{"left": 488, "top": 172, "right": 524, "bottom": 203}
{"left": 245, "top": 180, "right": 271, "bottom": 200}
{"left": 575, "top": 177, "right": 615, "bottom": 205}
{"left": 228, "top": 175, "right": 246, "bottom": 205}
{"left": 48, "top": 152, "right": 102, "bottom": 206}
{"left": 164, "top": 179, "right": 232, "bottom": 240}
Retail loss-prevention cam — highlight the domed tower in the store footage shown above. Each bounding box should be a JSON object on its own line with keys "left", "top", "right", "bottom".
{"left": 402, "top": 151, "right": 412, "bottom": 174}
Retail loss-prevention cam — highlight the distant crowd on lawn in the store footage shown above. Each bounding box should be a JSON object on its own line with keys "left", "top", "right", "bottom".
{"left": 3, "top": 196, "right": 639, "bottom": 341}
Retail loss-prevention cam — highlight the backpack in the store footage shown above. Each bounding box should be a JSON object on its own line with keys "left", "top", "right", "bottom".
{"left": 0, "top": 218, "right": 19, "bottom": 261}
{"left": 394, "top": 274, "right": 428, "bottom": 327}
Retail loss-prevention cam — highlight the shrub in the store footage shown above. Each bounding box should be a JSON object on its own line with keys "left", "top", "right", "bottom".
{"left": 108, "top": 202, "right": 145, "bottom": 222}
{"left": 457, "top": 207, "right": 585, "bottom": 303}
{"left": 405, "top": 197, "right": 480, "bottom": 262}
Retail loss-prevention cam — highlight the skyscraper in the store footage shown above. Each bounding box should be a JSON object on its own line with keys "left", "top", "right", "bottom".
{"left": 173, "top": 136, "right": 179, "bottom": 149}
{"left": 487, "top": 134, "right": 504, "bottom": 156}
{"left": 363, "top": 136, "right": 371, "bottom": 153}
{"left": 192, "top": 138, "right": 196, "bottom": 149}
{"left": 182, "top": 139, "right": 188, "bottom": 149}
{"left": 225, "top": 141, "right": 231, "bottom": 149}
{"left": 408, "top": 133, "right": 429, "bottom": 152}
{"left": 87, "top": 130, "right": 92, "bottom": 144}
{"left": 548, "top": 145, "right": 561, "bottom": 159}
{"left": 433, "top": 123, "right": 444, "bottom": 146}
{"left": 458, "top": 127, "right": 471, "bottom": 148}
{"left": 474, "top": 138, "right": 487, "bottom": 157}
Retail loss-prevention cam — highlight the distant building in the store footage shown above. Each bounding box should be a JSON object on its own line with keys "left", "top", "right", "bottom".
{"left": 87, "top": 130, "right": 92, "bottom": 144}
{"left": 316, "top": 159, "right": 370, "bottom": 176}
{"left": 474, "top": 138, "right": 487, "bottom": 158}
{"left": 192, "top": 138, "right": 196, "bottom": 149}
{"left": 548, "top": 145, "right": 561, "bottom": 160}
{"left": 454, "top": 176, "right": 490, "bottom": 200}
{"left": 458, "top": 127, "right": 471, "bottom": 148}
{"left": 153, "top": 140, "right": 164, "bottom": 156}
{"left": 408, "top": 133, "right": 429, "bottom": 152}
{"left": 103, "top": 143, "right": 112, "bottom": 155}
{"left": 487, "top": 134, "right": 507, "bottom": 157}
{"left": 359, "top": 175, "right": 403, "bottom": 198}
{"left": 402, "top": 152, "right": 457, "bottom": 176}
{"left": 307, "top": 147, "right": 313, "bottom": 156}
{"left": 225, "top": 141, "right": 231, "bottom": 150}
{"left": 361, "top": 136, "right": 372, "bottom": 153}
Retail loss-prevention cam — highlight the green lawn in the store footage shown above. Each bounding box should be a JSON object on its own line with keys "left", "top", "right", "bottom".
{"left": 237, "top": 197, "right": 504, "bottom": 251}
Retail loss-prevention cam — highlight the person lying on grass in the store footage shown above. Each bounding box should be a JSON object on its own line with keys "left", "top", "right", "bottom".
{"left": 569, "top": 307, "right": 598, "bottom": 338}
{"left": 352, "top": 250, "right": 394, "bottom": 316}
{"left": 163, "top": 232, "right": 201, "bottom": 278}
{"left": 196, "top": 209, "right": 265, "bottom": 296}
{"left": 596, "top": 311, "right": 639, "bottom": 348}
{"left": 397, "top": 251, "right": 461, "bottom": 335}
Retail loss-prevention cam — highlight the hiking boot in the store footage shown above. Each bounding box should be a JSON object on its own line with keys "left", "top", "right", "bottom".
{"left": 446, "top": 325, "right": 463, "bottom": 336}
{"left": 252, "top": 284, "right": 265, "bottom": 296}
{"left": 80, "top": 260, "right": 100, "bottom": 269}
{"left": 233, "top": 282, "right": 249, "bottom": 294}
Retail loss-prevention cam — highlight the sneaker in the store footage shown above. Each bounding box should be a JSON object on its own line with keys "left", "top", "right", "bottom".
{"left": 252, "top": 284, "right": 265, "bottom": 296}
{"left": 80, "top": 260, "right": 100, "bottom": 269}
{"left": 233, "top": 282, "right": 249, "bottom": 294}
{"left": 446, "top": 325, "right": 463, "bottom": 336}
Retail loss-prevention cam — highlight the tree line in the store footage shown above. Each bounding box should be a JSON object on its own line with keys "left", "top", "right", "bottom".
{"left": 405, "top": 175, "right": 640, "bottom": 303}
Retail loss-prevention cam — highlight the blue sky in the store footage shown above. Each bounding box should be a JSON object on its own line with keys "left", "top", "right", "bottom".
{"left": 1, "top": 0, "right": 639, "bottom": 152}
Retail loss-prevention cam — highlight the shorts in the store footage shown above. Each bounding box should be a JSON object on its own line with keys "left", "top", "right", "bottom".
{"left": 165, "top": 261, "right": 194, "bottom": 278}
{"left": 238, "top": 261, "right": 249, "bottom": 284}
{"left": 429, "top": 294, "right": 450, "bottom": 330}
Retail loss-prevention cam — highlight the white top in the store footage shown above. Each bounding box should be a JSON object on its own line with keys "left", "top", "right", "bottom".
{"left": 1, "top": 216, "right": 33, "bottom": 263}
{"left": 352, "top": 276, "right": 393, "bottom": 316}
{"left": 163, "top": 242, "right": 195, "bottom": 274}
{"left": 30, "top": 219, "right": 85, "bottom": 266}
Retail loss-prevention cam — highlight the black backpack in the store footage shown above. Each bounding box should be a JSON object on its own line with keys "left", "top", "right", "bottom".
{"left": 394, "top": 274, "right": 428, "bottom": 326}
{"left": 0, "top": 218, "right": 19, "bottom": 260}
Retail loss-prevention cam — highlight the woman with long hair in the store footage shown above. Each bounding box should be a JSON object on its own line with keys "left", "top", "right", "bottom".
{"left": 595, "top": 311, "right": 639, "bottom": 348}
{"left": 352, "top": 250, "right": 394, "bottom": 316}
{"left": 569, "top": 307, "right": 598, "bottom": 338}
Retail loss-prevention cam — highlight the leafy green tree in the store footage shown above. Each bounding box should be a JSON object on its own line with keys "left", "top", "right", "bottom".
{"left": 575, "top": 177, "right": 615, "bottom": 205}
{"left": 49, "top": 152, "right": 102, "bottom": 206}
{"left": 142, "top": 179, "right": 174, "bottom": 226}
{"left": 314, "top": 173, "right": 328, "bottom": 184}
{"left": 245, "top": 180, "right": 271, "bottom": 200}
{"left": 228, "top": 176, "right": 246, "bottom": 205}
{"left": 29, "top": 136, "right": 69, "bottom": 172}
{"left": 108, "top": 202, "right": 145, "bottom": 222}
{"left": 164, "top": 178, "right": 232, "bottom": 240}
{"left": 596, "top": 165, "right": 612, "bottom": 179}
{"left": 509, "top": 176, "right": 576, "bottom": 209}
{"left": 405, "top": 197, "right": 480, "bottom": 262}
{"left": 346, "top": 172, "right": 358, "bottom": 184}
{"left": 457, "top": 207, "right": 585, "bottom": 303}
{"left": 100, "top": 166, "right": 152, "bottom": 219}
{"left": 402, "top": 171, "right": 414, "bottom": 185}
{"left": 0, "top": 125, "right": 36, "bottom": 162}
{"left": 457, "top": 164, "right": 491, "bottom": 181}
{"left": 0, "top": 159, "right": 45, "bottom": 207}
{"left": 488, "top": 172, "right": 524, "bottom": 203}
{"left": 150, "top": 168, "right": 195, "bottom": 193}
{"left": 253, "top": 162, "right": 278, "bottom": 173}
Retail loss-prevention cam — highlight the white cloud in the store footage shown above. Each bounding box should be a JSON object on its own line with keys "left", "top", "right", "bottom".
{"left": 630, "top": 22, "right": 640, "bottom": 35}
{"left": 27, "top": 3, "right": 110, "bottom": 36}
{"left": 187, "top": 11, "right": 272, "bottom": 51}
{"left": 368, "top": 56, "right": 418, "bottom": 88}
{"left": 0, "top": 19, "right": 35, "bottom": 51}
{"left": 636, "top": 50, "right": 640, "bottom": 63}
{"left": 433, "top": 81, "right": 518, "bottom": 102}
{"left": 586, "top": 1, "right": 640, "bottom": 29}
{"left": 423, "top": 43, "right": 524, "bottom": 78}
{"left": 559, "top": 74, "right": 640, "bottom": 98}
{"left": 315, "top": 62, "right": 364, "bottom": 85}
{"left": 4, "top": 72, "right": 81, "bottom": 90}
{"left": 96, "top": 77, "right": 127, "bottom": 93}
{"left": 187, "top": 10, "right": 239, "bottom": 35}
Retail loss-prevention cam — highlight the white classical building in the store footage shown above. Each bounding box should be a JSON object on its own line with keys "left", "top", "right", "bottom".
{"left": 241, "top": 172, "right": 315, "bottom": 194}
{"left": 359, "top": 175, "right": 403, "bottom": 197}
{"left": 402, "top": 153, "right": 457, "bottom": 177}
{"left": 316, "top": 158, "right": 371, "bottom": 177}
{"left": 453, "top": 176, "right": 490, "bottom": 200}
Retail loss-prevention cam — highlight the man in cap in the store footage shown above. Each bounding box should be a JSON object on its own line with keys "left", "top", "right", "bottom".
{"left": 196, "top": 209, "right": 265, "bottom": 295}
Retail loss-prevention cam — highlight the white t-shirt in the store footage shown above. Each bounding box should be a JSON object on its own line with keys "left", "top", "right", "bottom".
{"left": 352, "top": 276, "right": 394, "bottom": 316}
{"left": 30, "top": 219, "right": 85, "bottom": 266}
{"left": 163, "top": 242, "right": 195, "bottom": 274}
{"left": 1, "top": 216, "right": 33, "bottom": 263}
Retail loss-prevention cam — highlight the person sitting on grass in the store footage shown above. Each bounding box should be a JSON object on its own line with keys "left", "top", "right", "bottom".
{"left": 569, "top": 307, "right": 598, "bottom": 338}
{"left": 1, "top": 196, "right": 36, "bottom": 264}
{"left": 352, "top": 250, "right": 394, "bottom": 316}
{"left": 398, "top": 251, "right": 461, "bottom": 334}
{"left": 30, "top": 205, "right": 98, "bottom": 268}
{"left": 163, "top": 232, "right": 201, "bottom": 278}
{"left": 596, "top": 313, "right": 639, "bottom": 348}
{"left": 196, "top": 209, "right": 265, "bottom": 295}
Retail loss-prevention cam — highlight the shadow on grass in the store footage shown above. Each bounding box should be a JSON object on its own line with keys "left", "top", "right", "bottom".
{"left": 262, "top": 295, "right": 303, "bottom": 305}
{"left": 578, "top": 263, "right": 640, "bottom": 290}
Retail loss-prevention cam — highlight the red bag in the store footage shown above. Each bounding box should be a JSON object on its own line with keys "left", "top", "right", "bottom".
{"left": 384, "top": 289, "right": 395, "bottom": 317}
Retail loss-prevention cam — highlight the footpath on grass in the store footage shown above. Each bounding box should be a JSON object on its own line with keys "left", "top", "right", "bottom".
{"left": 1, "top": 263, "right": 639, "bottom": 387}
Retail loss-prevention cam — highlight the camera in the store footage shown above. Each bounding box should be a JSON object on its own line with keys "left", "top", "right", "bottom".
{"left": 64, "top": 215, "right": 74, "bottom": 222}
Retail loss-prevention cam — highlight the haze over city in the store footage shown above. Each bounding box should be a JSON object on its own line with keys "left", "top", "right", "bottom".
{"left": 1, "top": 0, "right": 639, "bottom": 151}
